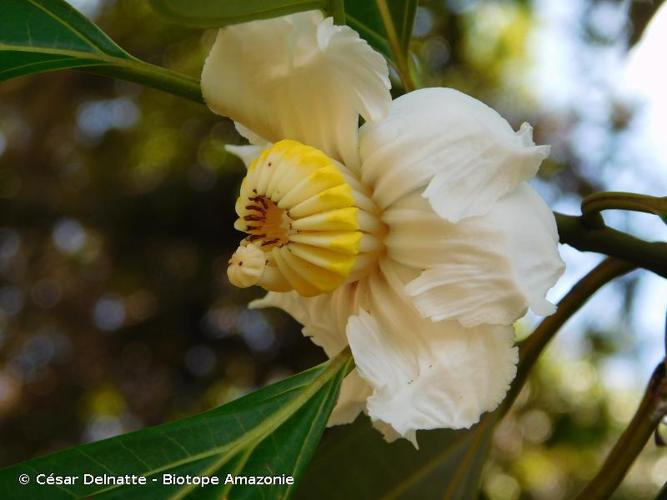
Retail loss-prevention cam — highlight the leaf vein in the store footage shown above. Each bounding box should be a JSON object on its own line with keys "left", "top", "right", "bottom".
{"left": 24, "top": 0, "right": 104, "bottom": 53}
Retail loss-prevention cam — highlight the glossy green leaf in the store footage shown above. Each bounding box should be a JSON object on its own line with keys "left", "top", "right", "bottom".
{"left": 149, "top": 0, "right": 418, "bottom": 68}
{"left": 0, "top": 0, "right": 131, "bottom": 80}
{"left": 0, "top": 0, "right": 202, "bottom": 102}
{"left": 149, "top": 0, "right": 330, "bottom": 27}
{"left": 298, "top": 413, "right": 497, "bottom": 499}
{"left": 0, "top": 351, "right": 352, "bottom": 499}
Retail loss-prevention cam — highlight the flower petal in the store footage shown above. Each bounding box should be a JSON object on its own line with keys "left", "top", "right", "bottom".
{"left": 474, "top": 184, "right": 564, "bottom": 317}
{"left": 359, "top": 87, "right": 550, "bottom": 221}
{"left": 383, "top": 185, "right": 564, "bottom": 327}
{"left": 234, "top": 122, "right": 268, "bottom": 146}
{"left": 328, "top": 369, "right": 371, "bottom": 426}
{"left": 201, "top": 11, "right": 391, "bottom": 171}
{"left": 346, "top": 261, "right": 518, "bottom": 436}
{"left": 225, "top": 144, "right": 265, "bottom": 168}
{"left": 372, "top": 419, "right": 418, "bottom": 448}
{"left": 249, "top": 282, "right": 365, "bottom": 357}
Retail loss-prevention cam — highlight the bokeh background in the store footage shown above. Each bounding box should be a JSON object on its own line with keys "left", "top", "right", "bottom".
{"left": 1, "top": 0, "right": 666, "bottom": 498}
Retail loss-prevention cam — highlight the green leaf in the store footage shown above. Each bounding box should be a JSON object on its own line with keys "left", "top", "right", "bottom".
{"left": 0, "top": 351, "right": 352, "bottom": 499}
{"left": 149, "top": 0, "right": 417, "bottom": 65}
{"left": 298, "top": 413, "right": 497, "bottom": 500}
{"left": 149, "top": 0, "right": 418, "bottom": 88}
{"left": 346, "top": 0, "right": 418, "bottom": 64}
{"left": 0, "top": 0, "right": 130, "bottom": 80}
{"left": 0, "top": 0, "right": 202, "bottom": 102}
{"left": 149, "top": 0, "right": 330, "bottom": 27}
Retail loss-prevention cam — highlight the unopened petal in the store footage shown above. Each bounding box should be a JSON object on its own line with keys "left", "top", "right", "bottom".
{"left": 227, "top": 242, "right": 266, "bottom": 288}
{"left": 202, "top": 11, "right": 391, "bottom": 171}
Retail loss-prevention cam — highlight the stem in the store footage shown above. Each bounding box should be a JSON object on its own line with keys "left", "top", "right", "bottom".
{"left": 328, "top": 0, "right": 346, "bottom": 24}
{"left": 575, "top": 363, "right": 667, "bottom": 500}
{"left": 582, "top": 192, "right": 667, "bottom": 222}
{"left": 555, "top": 212, "right": 667, "bottom": 279}
{"left": 503, "top": 258, "right": 635, "bottom": 409}
{"left": 374, "top": 0, "right": 415, "bottom": 91}
{"left": 86, "top": 59, "right": 203, "bottom": 104}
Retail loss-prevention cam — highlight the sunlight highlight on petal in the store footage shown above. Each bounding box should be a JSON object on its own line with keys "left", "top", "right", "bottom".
{"left": 201, "top": 11, "right": 391, "bottom": 170}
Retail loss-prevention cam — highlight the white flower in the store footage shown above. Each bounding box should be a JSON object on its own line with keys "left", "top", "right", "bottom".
{"left": 202, "top": 11, "right": 564, "bottom": 445}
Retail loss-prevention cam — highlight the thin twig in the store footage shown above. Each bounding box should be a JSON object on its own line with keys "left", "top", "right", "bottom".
{"left": 575, "top": 363, "right": 667, "bottom": 500}
{"left": 328, "top": 0, "right": 346, "bottom": 25}
{"left": 555, "top": 212, "right": 667, "bottom": 279}
{"left": 374, "top": 0, "right": 415, "bottom": 91}
{"left": 581, "top": 191, "right": 667, "bottom": 225}
{"left": 503, "top": 258, "right": 635, "bottom": 410}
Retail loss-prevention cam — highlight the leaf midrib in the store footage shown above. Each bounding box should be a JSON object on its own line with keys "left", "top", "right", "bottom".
{"left": 280, "top": 385, "right": 334, "bottom": 500}
{"left": 87, "top": 351, "right": 351, "bottom": 497}
{"left": 0, "top": 42, "right": 201, "bottom": 93}
{"left": 24, "top": 0, "right": 105, "bottom": 53}
{"left": 0, "top": 42, "right": 129, "bottom": 64}
{"left": 382, "top": 417, "right": 496, "bottom": 499}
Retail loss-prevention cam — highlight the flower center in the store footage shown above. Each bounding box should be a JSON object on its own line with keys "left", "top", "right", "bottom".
{"left": 243, "top": 195, "right": 290, "bottom": 248}
{"left": 227, "top": 139, "right": 384, "bottom": 297}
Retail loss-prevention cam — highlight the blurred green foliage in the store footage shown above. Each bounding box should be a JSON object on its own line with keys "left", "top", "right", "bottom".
{"left": 0, "top": 0, "right": 664, "bottom": 499}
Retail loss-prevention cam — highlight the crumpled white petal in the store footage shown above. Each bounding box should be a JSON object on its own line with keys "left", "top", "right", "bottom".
{"left": 254, "top": 260, "right": 519, "bottom": 440}
{"left": 359, "top": 87, "right": 550, "bottom": 222}
{"left": 249, "top": 281, "right": 365, "bottom": 357}
{"left": 252, "top": 287, "right": 371, "bottom": 429}
{"left": 346, "top": 261, "right": 518, "bottom": 437}
{"left": 328, "top": 369, "right": 418, "bottom": 449}
{"left": 371, "top": 419, "right": 418, "bottom": 448}
{"left": 469, "top": 183, "right": 564, "bottom": 317}
{"left": 234, "top": 122, "right": 268, "bottom": 147}
{"left": 202, "top": 11, "right": 391, "bottom": 171}
{"left": 327, "top": 369, "right": 371, "bottom": 426}
{"left": 383, "top": 185, "right": 564, "bottom": 327}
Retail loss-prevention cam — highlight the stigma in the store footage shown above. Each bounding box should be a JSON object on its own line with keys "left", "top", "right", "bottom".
{"left": 227, "top": 140, "right": 384, "bottom": 296}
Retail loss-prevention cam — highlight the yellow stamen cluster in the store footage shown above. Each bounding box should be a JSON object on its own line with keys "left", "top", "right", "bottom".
{"left": 227, "top": 140, "right": 383, "bottom": 296}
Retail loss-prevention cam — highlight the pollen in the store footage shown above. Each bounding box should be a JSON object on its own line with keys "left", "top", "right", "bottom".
{"left": 227, "top": 140, "right": 384, "bottom": 296}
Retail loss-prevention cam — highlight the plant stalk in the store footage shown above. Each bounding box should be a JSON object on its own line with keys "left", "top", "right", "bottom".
{"left": 374, "top": 0, "right": 415, "bottom": 91}
{"left": 582, "top": 192, "right": 667, "bottom": 223}
{"left": 575, "top": 363, "right": 667, "bottom": 500}
{"left": 87, "top": 59, "right": 203, "bottom": 104}
{"left": 328, "top": 0, "right": 346, "bottom": 24}
{"left": 555, "top": 212, "right": 667, "bottom": 279}
{"left": 503, "top": 258, "right": 635, "bottom": 409}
